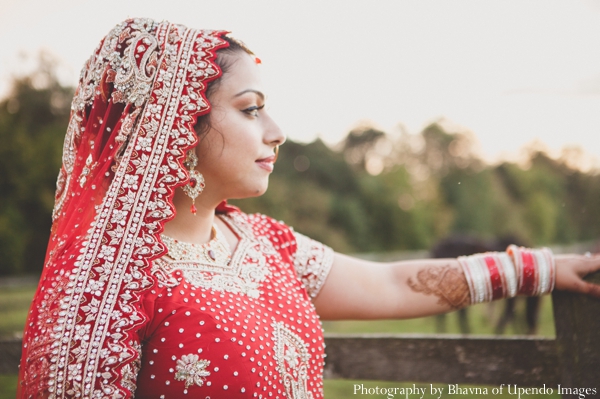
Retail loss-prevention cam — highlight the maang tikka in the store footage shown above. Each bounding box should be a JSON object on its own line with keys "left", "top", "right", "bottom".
{"left": 182, "top": 150, "right": 205, "bottom": 215}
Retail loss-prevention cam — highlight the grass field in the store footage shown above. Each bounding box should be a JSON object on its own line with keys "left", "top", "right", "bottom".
{"left": 322, "top": 297, "right": 555, "bottom": 337}
{"left": 0, "top": 285, "right": 37, "bottom": 339}
{"left": 0, "top": 284, "right": 36, "bottom": 399}
{"left": 0, "top": 376, "right": 16, "bottom": 399}
{"left": 0, "top": 284, "right": 557, "bottom": 398}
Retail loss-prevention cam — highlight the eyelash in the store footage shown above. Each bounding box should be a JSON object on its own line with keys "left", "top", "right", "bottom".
{"left": 243, "top": 104, "right": 265, "bottom": 117}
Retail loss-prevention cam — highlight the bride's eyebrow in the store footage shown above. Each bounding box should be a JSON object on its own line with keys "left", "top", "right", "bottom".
{"left": 233, "top": 89, "right": 265, "bottom": 100}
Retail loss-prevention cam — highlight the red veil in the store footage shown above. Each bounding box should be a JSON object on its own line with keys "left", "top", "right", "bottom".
{"left": 18, "top": 19, "right": 229, "bottom": 398}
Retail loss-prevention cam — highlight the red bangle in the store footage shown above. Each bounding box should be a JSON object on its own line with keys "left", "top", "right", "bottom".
{"left": 458, "top": 252, "right": 518, "bottom": 304}
{"left": 520, "top": 250, "right": 537, "bottom": 296}
{"left": 507, "top": 245, "right": 555, "bottom": 296}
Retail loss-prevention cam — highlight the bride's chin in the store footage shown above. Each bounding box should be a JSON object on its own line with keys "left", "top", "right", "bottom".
{"left": 251, "top": 185, "right": 269, "bottom": 197}
{"left": 231, "top": 182, "right": 269, "bottom": 199}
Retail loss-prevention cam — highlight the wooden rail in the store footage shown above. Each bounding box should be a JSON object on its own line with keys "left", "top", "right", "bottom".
{"left": 0, "top": 338, "right": 21, "bottom": 375}
{"left": 551, "top": 271, "right": 600, "bottom": 390}
{"left": 323, "top": 334, "right": 559, "bottom": 386}
{"left": 2, "top": 272, "right": 599, "bottom": 397}
{"left": 0, "top": 335, "right": 560, "bottom": 384}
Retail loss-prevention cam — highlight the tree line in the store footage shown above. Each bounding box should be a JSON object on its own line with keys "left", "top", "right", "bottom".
{"left": 1, "top": 61, "right": 599, "bottom": 275}
{"left": 238, "top": 122, "right": 600, "bottom": 254}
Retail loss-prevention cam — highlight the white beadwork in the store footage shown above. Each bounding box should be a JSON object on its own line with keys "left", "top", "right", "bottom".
{"left": 273, "top": 322, "right": 314, "bottom": 399}
{"left": 29, "top": 21, "right": 227, "bottom": 399}
{"left": 161, "top": 225, "right": 231, "bottom": 266}
{"left": 174, "top": 354, "right": 211, "bottom": 388}
{"left": 292, "top": 232, "right": 334, "bottom": 298}
{"left": 154, "top": 216, "right": 271, "bottom": 299}
{"left": 139, "top": 212, "right": 330, "bottom": 398}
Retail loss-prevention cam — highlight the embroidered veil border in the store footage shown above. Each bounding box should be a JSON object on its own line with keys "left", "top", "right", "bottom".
{"left": 18, "top": 19, "right": 229, "bottom": 399}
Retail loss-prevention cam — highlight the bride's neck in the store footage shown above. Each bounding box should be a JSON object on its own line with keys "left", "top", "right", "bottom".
{"left": 162, "top": 188, "right": 220, "bottom": 244}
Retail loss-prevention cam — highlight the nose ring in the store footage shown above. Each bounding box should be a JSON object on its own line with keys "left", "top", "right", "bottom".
{"left": 274, "top": 146, "right": 280, "bottom": 163}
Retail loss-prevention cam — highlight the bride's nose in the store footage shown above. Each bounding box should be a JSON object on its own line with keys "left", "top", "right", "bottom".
{"left": 263, "top": 113, "right": 286, "bottom": 146}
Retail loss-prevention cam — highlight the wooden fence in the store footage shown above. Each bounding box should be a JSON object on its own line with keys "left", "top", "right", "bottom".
{"left": 1, "top": 272, "right": 599, "bottom": 398}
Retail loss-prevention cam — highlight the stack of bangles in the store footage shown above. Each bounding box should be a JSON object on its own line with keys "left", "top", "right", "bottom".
{"left": 457, "top": 245, "right": 556, "bottom": 304}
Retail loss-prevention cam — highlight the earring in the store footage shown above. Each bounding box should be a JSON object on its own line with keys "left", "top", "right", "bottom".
{"left": 182, "top": 150, "right": 205, "bottom": 215}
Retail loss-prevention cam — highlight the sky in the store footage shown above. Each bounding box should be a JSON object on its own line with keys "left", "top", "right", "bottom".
{"left": 1, "top": 0, "right": 600, "bottom": 167}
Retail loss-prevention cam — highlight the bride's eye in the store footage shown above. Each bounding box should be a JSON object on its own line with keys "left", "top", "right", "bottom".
{"left": 243, "top": 104, "right": 265, "bottom": 117}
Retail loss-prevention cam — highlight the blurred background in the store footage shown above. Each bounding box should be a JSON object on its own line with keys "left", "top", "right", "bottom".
{"left": 2, "top": 0, "right": 599, "bottom": 274}
{"left": 1, "top": 0, "right": 600, "bottom": 397}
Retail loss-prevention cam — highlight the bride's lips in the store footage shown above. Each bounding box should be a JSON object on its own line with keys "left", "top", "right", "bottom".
{"left": 255, "top": 155, "right": 276, "bottom": 172}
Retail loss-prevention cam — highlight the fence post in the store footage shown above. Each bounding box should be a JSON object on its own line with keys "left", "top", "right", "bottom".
{"left": 552, "top": 271, "right": 600, "bottom": 397}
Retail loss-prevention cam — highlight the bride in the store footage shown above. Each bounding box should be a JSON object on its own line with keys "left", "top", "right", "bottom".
{"left": 18, "top": 18, "right": 600, "bottom": 399}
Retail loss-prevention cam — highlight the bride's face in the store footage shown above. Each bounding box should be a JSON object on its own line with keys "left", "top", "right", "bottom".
{"left": 195, "top": 52, "right": 285, "bottom": 201}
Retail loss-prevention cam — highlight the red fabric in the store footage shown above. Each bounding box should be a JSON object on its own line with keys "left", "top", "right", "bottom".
{"left": 18, "top": 18, "right": 333, "bottom": 399}
{"left": 18, "top": 19, "right": 230, "bottom": 398}
{"left": 135, "top": 211, "right": 326, "bottom": 398}
{"left": 216, "top": 200, "right": 239, "bottom": 214}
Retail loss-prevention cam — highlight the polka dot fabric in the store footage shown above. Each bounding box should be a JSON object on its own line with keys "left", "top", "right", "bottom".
{"left": 135, "top": 210, "right": 334, "bottom": 399}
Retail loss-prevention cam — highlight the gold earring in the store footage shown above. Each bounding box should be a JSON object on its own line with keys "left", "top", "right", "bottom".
{"left": 182, "top": 150, "right": 205, "bottom": 215}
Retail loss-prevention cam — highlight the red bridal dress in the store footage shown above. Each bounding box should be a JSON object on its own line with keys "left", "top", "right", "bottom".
{"left": 135, "top": 210, "right": 333, "bottom": 398}
{"left": 17, "top": 19, "right": 334, "bottom": 399}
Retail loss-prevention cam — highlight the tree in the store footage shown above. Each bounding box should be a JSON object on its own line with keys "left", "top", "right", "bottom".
{"left": 0, "top": 54, "right": 73, "bottom": 275}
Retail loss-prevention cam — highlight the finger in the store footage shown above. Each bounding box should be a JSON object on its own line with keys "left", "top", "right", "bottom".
{"left": 572, "top": 255, "right": 600, "bottom": 275}
{"left": 589, "top": 255, "right": 600, "bottom": 272}
{"left": 581, "top": 257, "right": 600, "bottom": 277}
{"left": 579, "top": 281, "right": 600, "bottom": 299}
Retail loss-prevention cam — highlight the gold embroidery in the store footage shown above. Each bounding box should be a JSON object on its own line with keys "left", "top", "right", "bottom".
{"left": 273, "top": 322, "right": 314, "bottom": 399}
{"left": 292, "top": 231, "right": 334, "bottom": 298}
{"left": 78, "top": 154, "right": 95, "bottom": 187}
{"left": 174, "top": 354, "right": 211, "bottom": 389}
{"left": 28, "top": 20, "right": 228, "bottom": 399}
{"left": 153, "top": 215, "right": 271, "bottom": 298}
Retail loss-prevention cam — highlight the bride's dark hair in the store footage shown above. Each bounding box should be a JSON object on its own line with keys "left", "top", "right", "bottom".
{"left": 194, "top": 35, "right": 255, "bottom": 139}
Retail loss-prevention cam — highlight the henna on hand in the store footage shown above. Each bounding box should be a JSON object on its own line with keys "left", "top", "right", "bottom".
{"left": 407, "top": 264, "right": 470, "bottom": 309}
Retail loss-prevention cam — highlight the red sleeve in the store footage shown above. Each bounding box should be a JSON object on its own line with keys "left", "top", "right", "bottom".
{"left": 249, "top": 213, "right": 334, "bottom": 299}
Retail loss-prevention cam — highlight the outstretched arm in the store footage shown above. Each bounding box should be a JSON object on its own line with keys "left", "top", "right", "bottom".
{"left": 313, "top": 252, "right": 600, "bottom": 321}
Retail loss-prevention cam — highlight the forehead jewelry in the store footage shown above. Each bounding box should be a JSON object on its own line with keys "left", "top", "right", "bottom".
{"left": 182, "top": 150, "right": 205, "bottom": 215}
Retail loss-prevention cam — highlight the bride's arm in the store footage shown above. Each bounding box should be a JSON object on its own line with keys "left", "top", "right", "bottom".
{"left": 313, "top": 252, "right": 600, "bottom": 320}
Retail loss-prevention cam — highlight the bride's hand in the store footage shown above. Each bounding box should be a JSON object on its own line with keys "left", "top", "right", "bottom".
{"left": 554, "top": 253, "right": 600, "bottom": 298}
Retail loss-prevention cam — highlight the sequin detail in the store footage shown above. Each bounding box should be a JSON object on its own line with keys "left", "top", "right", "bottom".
{"left": 20, "top": 20, "right": 229, "bottom": 399}
{"left": 174, "top": 355, "right": 211, "bottom": 388}
{"left": 292, "top": 232, "right": 334, "bottom": 298}
{"left": 153, "top": 216, "right": 271, "bottom": 298}
{"left": 135, "top": 212, "right": 332, "bottom": 399}
{"left": 274, "top": 322, "right": 314, "bottom": 399}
